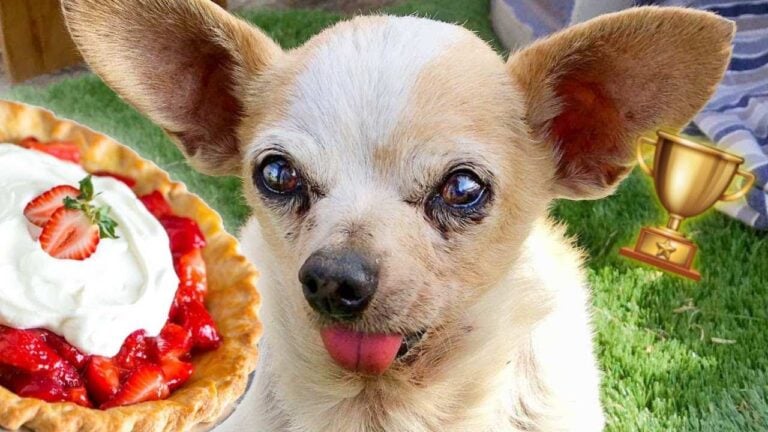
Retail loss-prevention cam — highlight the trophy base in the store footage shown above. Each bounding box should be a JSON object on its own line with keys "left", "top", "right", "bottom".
{"left": 619, "top": 227, "right": 701, "bottom": 281}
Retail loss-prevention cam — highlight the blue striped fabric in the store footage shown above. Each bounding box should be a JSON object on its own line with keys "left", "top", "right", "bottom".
{"left": 682, "top": 0, "right": 768, "bottom": 229}
{"left": 497, "top": 0, "right": 768, "bottom": 228}
{"left": 498, "top": 0, "right": 575, "bottom": 38}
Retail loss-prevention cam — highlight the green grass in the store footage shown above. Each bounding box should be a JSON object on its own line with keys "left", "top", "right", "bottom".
{"left": 5, "top": 1, "right": 768, "bottom": 430}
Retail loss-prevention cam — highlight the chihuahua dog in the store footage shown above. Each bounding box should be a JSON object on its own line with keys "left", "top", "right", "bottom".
{"left": 62, "top": 1, "right": 733, "bottom": 430}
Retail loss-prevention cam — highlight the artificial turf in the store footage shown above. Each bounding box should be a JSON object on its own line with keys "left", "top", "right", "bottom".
{"left": 5, "top": 1, "right": 767, "bottom": 430}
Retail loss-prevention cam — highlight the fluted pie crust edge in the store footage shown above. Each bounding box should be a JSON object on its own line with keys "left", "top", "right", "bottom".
{"left": 0, "top": 100, "right": 261, "bottom": 432}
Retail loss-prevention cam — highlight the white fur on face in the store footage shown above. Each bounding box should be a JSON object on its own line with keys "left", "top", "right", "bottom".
{"left": 244, "top": 17, "right": 486, "bottom": 314}
{"left": 248, "top": 16, "right": 464, "bottom": 194}
{"left": 290, "top": 16, "right": 461, "bottom": 150}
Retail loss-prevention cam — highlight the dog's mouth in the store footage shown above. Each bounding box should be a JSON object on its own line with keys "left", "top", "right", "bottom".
{"left": 320, "top": 326, "right": 427, "bottom": 375}
{"left": 396, "top": 329, "right": 427, "bottom": 359}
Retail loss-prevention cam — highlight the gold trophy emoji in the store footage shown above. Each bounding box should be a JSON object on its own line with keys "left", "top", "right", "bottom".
{"left": 620, "top": 130, "right": 755, "bottom": 281}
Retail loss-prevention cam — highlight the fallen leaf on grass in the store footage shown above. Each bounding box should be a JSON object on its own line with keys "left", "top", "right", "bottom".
{"left": 710, "top": 337, "right": 736, "bottom": 345}
{"left": 674, "top": 298, "right": 699, "bottom": 314}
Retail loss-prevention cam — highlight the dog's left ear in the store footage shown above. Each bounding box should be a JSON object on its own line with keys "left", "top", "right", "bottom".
{"left": 507, "top": 7, "right": 734, "bottom": 200}
{"left": 62, "top": 0, "right": 283, "bottom": 175}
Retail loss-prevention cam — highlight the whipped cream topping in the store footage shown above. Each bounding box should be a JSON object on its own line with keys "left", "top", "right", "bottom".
{"left": 0, "top": 144, "right": 179, "bottom": 357}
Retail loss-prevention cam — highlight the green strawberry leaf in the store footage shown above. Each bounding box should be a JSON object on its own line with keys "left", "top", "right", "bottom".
{"left": 77, "top": 175, "right": 94, "bottom": 201}
{"left": 67, "top": 175, "right": 120, "bottom": 239}
{"left": 95, "top": 206, "right": 119, "bottom": 239}
{"left": 63, "top": 196, "right": 81, "bottom": 210}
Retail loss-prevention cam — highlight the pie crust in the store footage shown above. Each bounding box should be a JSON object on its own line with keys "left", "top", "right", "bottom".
{"left": 0, "top": 100, "right": 261, "bottom": 432}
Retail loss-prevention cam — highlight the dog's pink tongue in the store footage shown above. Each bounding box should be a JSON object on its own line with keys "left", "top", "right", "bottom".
{"left": 320, "top": 326, "right": 403, "bottom": 375}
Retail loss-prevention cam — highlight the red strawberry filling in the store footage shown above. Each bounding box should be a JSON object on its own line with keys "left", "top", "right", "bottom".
{"left": 0, "top": 138, "right": 222, "bottom": 409}
{"left": 139, "top": 190, "right": 174, "bottom": 218}
{"left": 159, "top": 215, "right": 207, "bottom": 258}
{"left": 19, "top": 137, "right": 81, "bottom": 164}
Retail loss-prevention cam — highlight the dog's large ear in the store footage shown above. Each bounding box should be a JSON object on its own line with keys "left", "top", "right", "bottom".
{"left": 507, "top": 7, "right": 734, "bottom": 200}
{"left": 62, "top": 0, "right": 282, "bottom": 175}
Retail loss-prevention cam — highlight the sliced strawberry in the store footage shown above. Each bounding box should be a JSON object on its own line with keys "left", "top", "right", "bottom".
{"left": 159, "top": 216, "right": 206, "bottom": 256}
{"left": 19, "top": 136, "right": 41, "bottom": 147}
{"left": 175, "top": 249, "right": 207, "bottom": 304}
{"left": 170, "top": 249, "right": 208, "bottom": 319}
{"left": 176, "top": 301, "right": 221, "bottom": 352}
{"left": 0, "top": 331, "right": 84, "bottom": 405}
{"left": 153, "top": 323, "right": 192, "bottom": 362}
{"left": 23, "top": 185, "right": 80, "bottom": 227}
{"left": 114, "top": 330, "right": 152, "bottom": 374}
{"left": 139, "top": 191, "right": 173, "bottom": 219}
{"left": 0, "top": 327, "right": 82, "bottom": 391}
{"left": 169, "top": 249, "right": 208, "bottom": 322}
{"left": 92, "top": 171, "right": 136, "bottom": 188}
{"left": 0, "top": 326, "right": 60, "bottom": 373}
{"left": 39, "top": 207, "right": 100, "bottom": 260}
{"left": 101, "top": 365, "right": 169, "bottom": 409}
{"left": 65, "top": 385, "right": 92, "bottom": 407}
{"left": 20, "top": 137, "right": 81, "bottom": 164}
{"left": 33, "top": 329, "right": 89, "bottom": 371}
{"left": 0, "top": 364, "right": 20, "bottom": 391}
{"left": 159, "top": 357, "right": 193, "bottom": 391}
{"left": 8, "top": 373, "right": 66, "bottom": 403}
{"left": 54, "top": 362, "right": 83, "bottom": 389}
{"left": 84, "top": 356, "right": 120, "bottom": 405}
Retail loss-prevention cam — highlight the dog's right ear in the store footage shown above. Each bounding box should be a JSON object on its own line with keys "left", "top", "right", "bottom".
{"left": 507, "top": 7, "right": 733, "bottom": 200}
{"left": 62, "top": 0, "right": 283, "bottom": 175}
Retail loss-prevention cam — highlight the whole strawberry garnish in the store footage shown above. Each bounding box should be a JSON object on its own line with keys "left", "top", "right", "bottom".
{"left": 38, "top": 175, "right": 119, "bottom": 260}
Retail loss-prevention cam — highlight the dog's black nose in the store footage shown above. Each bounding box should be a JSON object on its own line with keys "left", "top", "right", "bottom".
{"left": 299, "top": 249, "right": 378, "bottom": 320}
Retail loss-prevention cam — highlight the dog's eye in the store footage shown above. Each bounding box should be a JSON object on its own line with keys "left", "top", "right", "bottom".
{"left": 425, "top": 169, "right": 490, "bottom": 233}
{"left": 258, "top": 156, "right": 302, "bottom": 195}
{"left": 440, "top": 171, "right": 486, "bottom": 208}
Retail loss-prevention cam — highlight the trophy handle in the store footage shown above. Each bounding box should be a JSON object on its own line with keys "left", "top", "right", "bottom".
{"left": 636, "top": 136, "right": 656, "bottom": 176}
{"left": 720, "top": 169, "right": 756, "bottom": 201}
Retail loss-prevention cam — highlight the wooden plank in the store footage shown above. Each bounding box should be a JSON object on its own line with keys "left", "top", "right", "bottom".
{"left": 0, "top": 0, "right": 81, "bottom": 83}
{"left": 0, "top": 0, "right": 227, "bottom": 83}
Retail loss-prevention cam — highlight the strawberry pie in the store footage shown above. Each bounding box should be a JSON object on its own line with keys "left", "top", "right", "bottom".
{"left": 0, "top": 101, "right": 260, "bottom": 432}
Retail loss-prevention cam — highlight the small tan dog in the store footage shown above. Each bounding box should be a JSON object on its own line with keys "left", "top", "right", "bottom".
{"left": 63, "top": 1, "right": 733, "bottom": 430}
